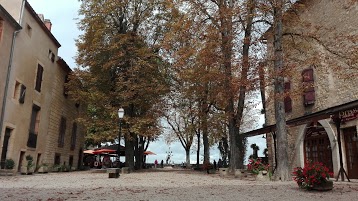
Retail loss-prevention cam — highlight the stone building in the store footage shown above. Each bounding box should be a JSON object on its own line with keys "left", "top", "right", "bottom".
{"left": 0, "top": 1, "right": 84, "bottom": 171}
{"left": 0, "top": 5, "right": 21, "bottom": 153}
{"left": 245, "top": 0, "right": 358, "bottom": 180}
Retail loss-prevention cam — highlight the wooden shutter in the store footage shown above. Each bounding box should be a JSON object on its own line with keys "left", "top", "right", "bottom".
{"left": 302, "top": 68, "right": 314, "bottom": 82}
{"left": 70, "top": 122, "right": 77, "bottom": 150}
{"left": 284, "top": 82, "right": 292, "bottom": 113}
{"left": 19, "top": 84, "right": 26, "bottom": 104}
{"left": 35, "top": 64, "right": 44, "bottom": 92}
{"left": 63, "top": 75, "right": 69, "bottom": 97}
{"left": 302, "top": 68, "right": 315, "bottom": 106}
{"left": 58, "top": 117, "right": 66, "bottom": 148}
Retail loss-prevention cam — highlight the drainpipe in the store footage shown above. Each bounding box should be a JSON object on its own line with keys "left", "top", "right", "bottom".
{"left": 0, "top": 0, "right": 26, "bottom": 139}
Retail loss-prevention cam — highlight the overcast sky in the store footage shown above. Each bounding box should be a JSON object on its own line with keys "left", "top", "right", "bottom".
{"left": 27, "top": 0, "right": 267, "bottom": 164}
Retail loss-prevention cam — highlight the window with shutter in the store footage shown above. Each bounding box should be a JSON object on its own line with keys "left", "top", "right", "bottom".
{"left": 19, "top": 84, "right": 26, "bottom": 104}
{"left": 70, "top": 122, "right": 77, "bottom": 150}
{"left": 63, "top": 75, "right": 69, "bottom": 97}
{"left": 58, "top": 117, "right": 66, "bottom": 148}
{"left": 28, "top": 105, "right": 40, "bottom": 148}
{"left": 35, "top": 64, "right": 44, "bottom": 92}
{"left": 29, "top": 105, "right": 41, "bottom": 134}
{"left": 54, "top": 153, "right": 61, "bottom": 165}
{"left": 302, "top": 68, "right": 315, "bottom": 106}
{"left": 284, "top": 81, "right": 292, "bottom": 113}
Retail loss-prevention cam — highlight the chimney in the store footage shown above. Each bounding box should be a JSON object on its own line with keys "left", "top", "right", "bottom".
{"left": 44, "top": 19, "right": 52, "bottom": 32}
{"left": 38, "top": 14, "right": 44, "bottom": 22}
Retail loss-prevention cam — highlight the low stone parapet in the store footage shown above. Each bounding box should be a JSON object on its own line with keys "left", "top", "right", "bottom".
{"left": 107, "top": 168, "right": 120, "bottom": 178}
{"left": 121, "top": 167, "right": 130, "bottom": 174}
{"left": 0, "top": 169, "right": 15, "bottom": 176}
{"left": 219, "top": 168, "right": 228, "bottom": 177}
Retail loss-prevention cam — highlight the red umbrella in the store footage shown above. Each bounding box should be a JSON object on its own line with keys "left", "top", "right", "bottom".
{"left": 143, "top": 151, "right": 156, "bottom": 155}
{"left": 83, "top": 150, "right": 94, "bottom": 154}
{"left": 92, "top": 149, "right": 117, "bottom": 154}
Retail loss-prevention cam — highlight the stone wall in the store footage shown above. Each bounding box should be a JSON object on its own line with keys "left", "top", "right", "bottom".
{"left": 264, "top": 0, "right": 358, "bottom": 171}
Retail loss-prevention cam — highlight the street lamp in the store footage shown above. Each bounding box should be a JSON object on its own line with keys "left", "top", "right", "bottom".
{"left": 117, "top": 108, "right": 124, "bottom": 167}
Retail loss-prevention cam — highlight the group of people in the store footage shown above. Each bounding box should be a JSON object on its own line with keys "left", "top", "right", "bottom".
{"left": 154, "top": 159, "right": 164, "bottom": 168}
{"left": 213, "top": 159, "right": 226, "bottom": 170}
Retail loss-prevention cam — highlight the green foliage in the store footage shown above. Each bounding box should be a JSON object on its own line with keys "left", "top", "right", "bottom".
{"left": 25, "top": 155, "right": 33, "bottom": 161}
{"left": 5, "top": 159, "right": 15, "bottom": 169}
{"left": 25, "top": 155, "right": 34, "bottom": 169}
{"left": 293, "top": 161, "right": 333, "bottom": 190}
{"left": 247, "top": 158, "right": 270, "bottom": 175}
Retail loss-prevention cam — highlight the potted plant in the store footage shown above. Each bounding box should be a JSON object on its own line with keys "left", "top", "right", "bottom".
{"left": 5, "top": 158, "right": 15, "bottom": 170}
{"left": 247, "top": 158, "right": 270, "bottom": 174}
{"left": 21, "top": 155, "right": 34, "bottom": 175}
{"left": 202, "top": 161, "right": 215, "bottom": 174}
{"left": 0, "top": 159, "right": 16, "bottom": 176}
{"left": 247, "top": 158, "right": 271, "bottom": 181}
{"left": 38, "top": 163, "right": 49, "bottom": 173}
{"left": 293, "top": 161, "right": 333, "bottom": 191}
{"left": 61, "top": 164, "right": 70, "bottom": 172}
{"left": 51, "top": 164, "right": 61, "bottom": 172}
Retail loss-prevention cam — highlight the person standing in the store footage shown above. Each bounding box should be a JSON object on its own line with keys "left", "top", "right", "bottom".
{"left": 218, "top": 159, "right": 223, "bottom": 169}
{"left": 154, "top": 159, "right": 158, "bottom": 168}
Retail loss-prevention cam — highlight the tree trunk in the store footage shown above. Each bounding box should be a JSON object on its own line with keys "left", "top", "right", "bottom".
{"left": 202, "top": 111, "right": 209, "bottom": 164}
{"left": 185, "top": 148, "right": 191, "bottom": 168}
{"left": 125, "top": 136, "right": 135, "bottom": 171}
{"left": 228, "top": 117, "right": 238, "bottom": 173}
{"left": 220, "top": 3, "right": 236, "bottom": 174}
{"left": 196, "top": 131, "right": 200, "bottom": 169}
{"left": 134, "top": 136, "right": 144, "bottom": 170}
{"left": 233, "top": 0, "right": 255, "bottom": 170}
{"left": 259, "top": 62, "right": 266, "bottom": 118}
{"left": 273, "top": 0, "right": 290, "bottom": 181}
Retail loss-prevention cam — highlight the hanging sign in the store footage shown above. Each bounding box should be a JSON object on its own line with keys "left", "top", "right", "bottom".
{"left": 339, "top": 107, "right": 358, "bottom": 123}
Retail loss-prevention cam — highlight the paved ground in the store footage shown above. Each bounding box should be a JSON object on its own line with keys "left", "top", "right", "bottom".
{"left": 0, "top": 168, "right": 357, "bottom": 201}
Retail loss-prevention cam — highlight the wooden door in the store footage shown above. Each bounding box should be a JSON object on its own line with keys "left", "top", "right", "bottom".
{"left": 343, "top": 127, "right": 358, "bottom": 179}
{"left": 0, "top": 128, "right": 11, "bottom": 169}
{"left": 304, "top": 123, "right": 333, "bottom": 172}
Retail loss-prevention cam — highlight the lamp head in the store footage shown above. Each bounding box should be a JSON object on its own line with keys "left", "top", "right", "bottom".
{"left": 118, "top": 108, "right": 124, "bottom": 119}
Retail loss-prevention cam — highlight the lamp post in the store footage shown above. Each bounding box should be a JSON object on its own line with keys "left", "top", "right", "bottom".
{"left": 117, "top": 108, "right": 124, "bottom": 168}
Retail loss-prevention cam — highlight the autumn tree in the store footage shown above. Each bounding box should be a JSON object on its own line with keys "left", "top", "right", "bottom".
{"left": 160, "top": 2, "right": 220, "bottom": 166}
{"left": 160, "top": 0, "right": 267, "bottom": 173}
{"left": 164, "top": 97, "right": 197, "bottom": 167}
{"left": 69, "top": 0, "right": 170, "bottom": 170}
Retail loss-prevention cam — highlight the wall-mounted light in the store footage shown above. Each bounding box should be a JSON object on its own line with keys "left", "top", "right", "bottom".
{"left": 352, "top": 133, "right": 358, "bottom": 142}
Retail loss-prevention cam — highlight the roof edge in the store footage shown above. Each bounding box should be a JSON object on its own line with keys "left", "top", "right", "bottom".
{"left": 25, "top": 1, "right": 61, "bottom": 48}
{"left": 57, "top": 57, "right": 72, "bottom": 73}
{"left": 0, "top": 4, "right": 22, "bottom": 30}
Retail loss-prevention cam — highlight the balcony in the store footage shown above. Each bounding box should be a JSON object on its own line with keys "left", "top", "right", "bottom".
{"left": 27, "top": 132, "right": 37, "bottom": 148}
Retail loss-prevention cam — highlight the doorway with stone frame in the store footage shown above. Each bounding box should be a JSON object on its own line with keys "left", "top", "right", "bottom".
{"left": 303, "top": 122, "right": 334, "bottom": 172}
{"left": 0, "top": 128, "right": 12, "bottom": 169}
{"left": 343, "top": 127, "right": 358, "bottom": 179}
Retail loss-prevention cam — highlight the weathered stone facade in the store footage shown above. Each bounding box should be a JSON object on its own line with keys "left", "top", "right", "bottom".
{"left": 265, "top": 0, "right": 358, "bottom": 179}
{"left": 0, "top": 1, "right": 84, "bottom": 171}
{"left": 0, "top": 5, "right": 21, "bottom": 143}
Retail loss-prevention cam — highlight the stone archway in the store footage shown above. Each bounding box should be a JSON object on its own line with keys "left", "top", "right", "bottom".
{"left": 296, "top": 119, "right": 338, "bottom": 174}
{"left": 303, "top": 122, "right": 333, "bottom": 172}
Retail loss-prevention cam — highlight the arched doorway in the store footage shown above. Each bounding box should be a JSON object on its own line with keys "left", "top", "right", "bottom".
{"left": 304, "top": 122, "right": 333, "bottom": 172}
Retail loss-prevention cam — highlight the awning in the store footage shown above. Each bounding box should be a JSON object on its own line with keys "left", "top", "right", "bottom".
{"left": 93, "top": 144, "right": 126, "bottom": 156}
{"left": 83, "top": 150, "right": 94, "bottom": 154}
{"left": 92, "top": 149, "right": 117, "bottom": 155}
{"left": 144, "top": 151, "right": 156, "bottom": 155}
{"left": 242, "top": 99, "right": 358, "bottom": 137}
